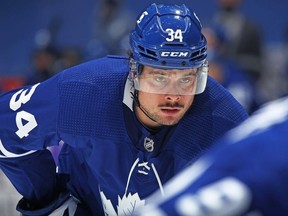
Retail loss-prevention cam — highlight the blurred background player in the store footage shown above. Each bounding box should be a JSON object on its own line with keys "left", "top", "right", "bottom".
{"left": 137, "top": 96, "right": 288, "bottom": 216}
{"left": 86, "top": 0, "right": 134, "bottom": 58}
{"left": 212, "top": 0, "right": 263, "bottom": 83}
{"left": 202, "top": 25, "right": 256, "bottom": 113}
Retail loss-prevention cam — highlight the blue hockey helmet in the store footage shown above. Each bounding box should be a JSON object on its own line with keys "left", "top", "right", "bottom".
{"left": 130, "top": 3, "right": 207, "bottom": 69}
{"left": 129, "top": 3, "right": 208, "bottom": 95}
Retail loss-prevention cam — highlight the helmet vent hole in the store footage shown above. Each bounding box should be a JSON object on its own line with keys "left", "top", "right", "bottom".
{"left": 163, "top": 43, "right": 184, "bottom": 47}
{"left": 201, "top": 47, "right": 207, "bottom": 53}
{"left": 181, "top": 61, "right": 186, "bottom": 66}
{"left": 147, "top": 49, "right": 157, "bottom": 57}
{"left": 140, "top": 53, "right": 158, "bottom": 61}
{"left": 191, "top": 51, "right": 200, "bottom": 58}
{"left": 161, "top": 61, "right": 167, "bottom": 65}
{"left": 138, "top": 46, "right": 145, "bottom": 51}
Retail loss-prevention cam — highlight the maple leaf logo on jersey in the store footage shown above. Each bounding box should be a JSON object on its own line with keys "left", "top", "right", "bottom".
{"left": 117, "top": 193, "right": 145, "bottom": 215}
{"left": 100, "top": 190, "right": 145, "bottom": 215}
{"left": 100, "top": 191, "right": 117, "bottom": 215}
{"left": 99, "top": 157, "right": 163, "bottom": 215}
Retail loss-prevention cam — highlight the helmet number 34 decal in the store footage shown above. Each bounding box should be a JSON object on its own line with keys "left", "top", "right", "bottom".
{"left": 165, "top": 28, "right": 183, "bottom": 42}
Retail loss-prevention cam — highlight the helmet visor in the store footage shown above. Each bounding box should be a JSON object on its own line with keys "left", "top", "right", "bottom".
{"left": 133, "top": 61, "right": 208, "bottom": 95}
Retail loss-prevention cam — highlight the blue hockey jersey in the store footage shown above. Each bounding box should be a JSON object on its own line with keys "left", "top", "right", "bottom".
{"left": 0, "top": 55, "right": 248, "bottom": 215}
{"left": 138, "top": 96, "right": 288, "bottom": 216}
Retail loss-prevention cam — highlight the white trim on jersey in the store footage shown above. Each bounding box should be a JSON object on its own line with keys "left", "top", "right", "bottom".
{"left": 0, "top": 139, "right": 36, "bottom": 158}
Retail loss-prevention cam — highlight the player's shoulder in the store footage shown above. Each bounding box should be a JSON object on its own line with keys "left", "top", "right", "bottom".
{"left": 193, "top": 76, "right": 249, "bottom": 122}
{"left": 205, "top": 76, "right": 234, "bottom": 100}
{"left": 53, "top": 55, "right": 129, "bottom": 116}
{"left": 59, "top": 55, "right": 129, "bottom": 84}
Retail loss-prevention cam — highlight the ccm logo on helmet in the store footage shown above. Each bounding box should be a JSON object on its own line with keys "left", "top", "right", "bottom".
{"left": 160, "top": 51, "right": 189, "bottom": 58}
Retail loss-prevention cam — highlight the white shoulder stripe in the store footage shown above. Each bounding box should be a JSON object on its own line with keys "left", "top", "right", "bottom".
{"left": 0, "top": 139, "right": 36, "bottom": 158}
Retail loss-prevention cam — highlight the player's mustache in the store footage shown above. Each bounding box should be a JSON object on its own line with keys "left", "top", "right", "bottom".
{"left": 159, "top": 102, "right": 184, "bottom": 108}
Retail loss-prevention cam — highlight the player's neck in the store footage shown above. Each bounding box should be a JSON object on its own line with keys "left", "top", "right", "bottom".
{"left": 135, "top": 105, "right": 162, "bottom": 133}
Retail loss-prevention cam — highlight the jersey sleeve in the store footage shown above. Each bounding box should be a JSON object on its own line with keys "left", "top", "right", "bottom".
{"left": 0, "top": 73, "right": 64, "bottom": 207}
{"left": 0, "top": 74, "right": 61, "bottom": 154}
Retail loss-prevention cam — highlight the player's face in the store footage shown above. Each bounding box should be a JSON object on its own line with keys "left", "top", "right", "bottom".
{"left": 135, "top": 66, "right": 195, "bottom": 128}
{"left": 133, "top": 65, "right": 198, "bottom": 95}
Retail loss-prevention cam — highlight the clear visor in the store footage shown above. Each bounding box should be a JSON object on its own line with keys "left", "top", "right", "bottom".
{"left": 132, "top": 61, "right": 208, "bottom": 95}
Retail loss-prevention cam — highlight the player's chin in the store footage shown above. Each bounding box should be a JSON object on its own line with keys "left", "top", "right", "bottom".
{"left": 159, "top": 116, "right": 181, "bottom": 126}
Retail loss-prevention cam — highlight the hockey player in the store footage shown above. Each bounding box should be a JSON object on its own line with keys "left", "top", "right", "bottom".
{"left": 0, "top": 3, "right": 248, "bottom": 216}
{"left": 137, "top": 96, "right": 288, "bottom": 216}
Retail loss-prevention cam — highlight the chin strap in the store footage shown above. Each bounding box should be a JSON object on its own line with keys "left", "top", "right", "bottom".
{"left": 131, "top": 91, "right": 160, "bottom": 125}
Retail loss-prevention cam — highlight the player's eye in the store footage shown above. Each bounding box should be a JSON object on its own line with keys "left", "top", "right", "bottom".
{"left": 179, "top": 77, "right": 193, "bottom": 83}
{"left": 155, "top": 76, "right": 168, "bottom": 83}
